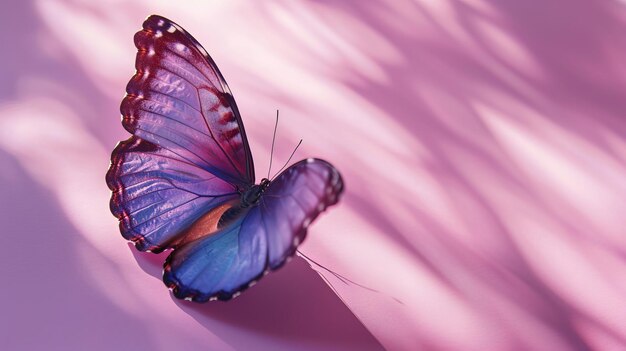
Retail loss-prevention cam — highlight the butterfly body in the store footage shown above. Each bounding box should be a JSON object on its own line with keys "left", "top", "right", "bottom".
{"left": 107, "top": 15, "right": 344, "bottom": 302}
{"left": 240, "top": 178, "right": 270, "bottom": 208}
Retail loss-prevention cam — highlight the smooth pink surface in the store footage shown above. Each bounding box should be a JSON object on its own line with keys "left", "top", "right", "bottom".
{"left": 2, "top": 1, "right": 626, "bottom": 350}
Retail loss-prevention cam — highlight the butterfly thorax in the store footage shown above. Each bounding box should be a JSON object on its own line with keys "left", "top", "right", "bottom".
{"left": 240, "top": 178, "right": 270, "bottom": 208}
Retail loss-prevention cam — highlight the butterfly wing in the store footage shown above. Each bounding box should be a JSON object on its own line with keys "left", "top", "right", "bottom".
{"left": 163, "top": 158, "right": 344, "bottom": 301}
{"left": 107, "top": 15, "right": 254, "bottom": 252}
{"left": 106, "top": 137, "right": 239, "bottom": 252}
{"left": 124, "top": 15, "right": 254, "bottom": 185}
{"left": 163, "top": 206, "right": 267, "bottom": 302}
{"left": 260, "top": 158, "right": 344, "bottom": 269}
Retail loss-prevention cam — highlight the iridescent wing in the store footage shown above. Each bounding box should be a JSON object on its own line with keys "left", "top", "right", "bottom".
{"left": 107, "top": 15, "right": 254, "bottom": 252}
{"left": 260, "top": 158, "right": 344, "bottom": 269}
{"left": 106, "top": 137, "right": 239, "bottom": 252}
{"left": 164, "top": 159, "right": 344, "bottom": 301}
{"left": 124, "top": 15, "right": 254, "bottom": 185}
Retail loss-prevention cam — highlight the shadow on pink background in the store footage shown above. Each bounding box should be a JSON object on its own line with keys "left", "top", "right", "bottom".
{"left": 2, "top": 0, "right": 626, "bottom": 350}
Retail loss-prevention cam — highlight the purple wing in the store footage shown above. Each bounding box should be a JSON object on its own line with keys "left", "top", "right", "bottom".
{"left": 163, "top": 158, "right": 344, "bottom": 301}
{"left": 106, "top": 137, "right": 239, "bottom": 252}
{"left": 259, "top": 158, "right": 344, "bottom": 268}
{"left": 107, "top": 15, "right": 254, "bottom": 252}
{"left": 123, "top": 15, "right": 254, "bottom": 185}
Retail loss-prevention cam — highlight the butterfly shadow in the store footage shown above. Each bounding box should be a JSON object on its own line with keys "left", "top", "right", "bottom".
{"left": 129, "top": 244, "right": 383, "bottom": 350}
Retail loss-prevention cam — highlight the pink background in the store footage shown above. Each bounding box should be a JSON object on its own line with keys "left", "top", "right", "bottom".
{"left": 2, "top": 0, "right": 626, "bottom": 350}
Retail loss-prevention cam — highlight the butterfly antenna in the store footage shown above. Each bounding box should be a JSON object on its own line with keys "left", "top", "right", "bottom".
{"left": 297, "top": 250, "right": 405, "bottom": 305}
{"left": 267, "top": 110, "right": 279, "bottom": 179}
{"left": 270, "top": 139, "right": 302, "bottom": 180}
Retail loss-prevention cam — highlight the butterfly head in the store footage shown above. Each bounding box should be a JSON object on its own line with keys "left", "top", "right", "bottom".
{"left": 260, "top": 177, "right": 270, "bottom": 188}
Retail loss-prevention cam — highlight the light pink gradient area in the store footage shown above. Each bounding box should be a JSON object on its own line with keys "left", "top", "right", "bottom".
{"left": 2, "top": 1, "right": 626, "bottom": 350}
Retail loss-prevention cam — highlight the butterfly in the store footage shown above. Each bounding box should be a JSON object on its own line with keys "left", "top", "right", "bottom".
{"left": 106, "top": 15, "right": 344, "bottom": 302}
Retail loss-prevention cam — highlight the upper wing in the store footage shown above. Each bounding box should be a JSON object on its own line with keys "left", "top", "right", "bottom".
{"left": 123, "top": 14, "right": 254, "bottom": 186}
{"left": 163, "top": 158, "right": 344, "bottom": 301}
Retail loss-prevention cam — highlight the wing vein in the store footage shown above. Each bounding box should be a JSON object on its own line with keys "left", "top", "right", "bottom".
{"left": 135, "top": 127, "right": 237, "bottom": 186}
{"left": 127, "top": 195, "right": 201, "bottom": 233}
